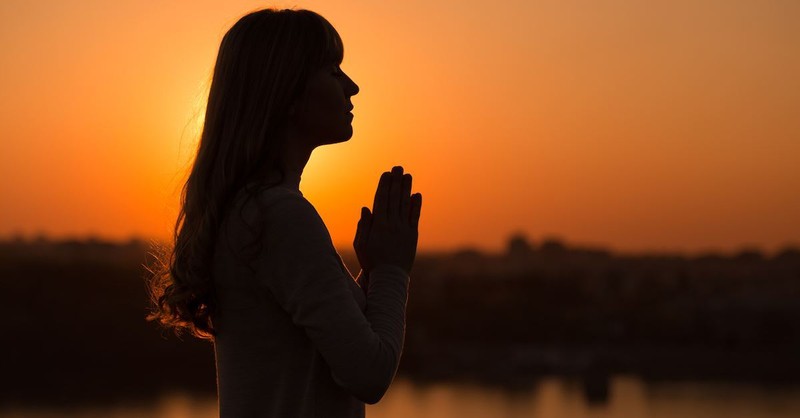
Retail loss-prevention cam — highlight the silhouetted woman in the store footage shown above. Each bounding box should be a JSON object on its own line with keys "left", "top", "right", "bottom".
{"left": 148, "top": 9, "right": 422, "bottom": 418}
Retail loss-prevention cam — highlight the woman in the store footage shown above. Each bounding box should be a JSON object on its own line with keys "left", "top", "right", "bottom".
{"left": 147, "top": 8, "right": 422, "bottom": 418}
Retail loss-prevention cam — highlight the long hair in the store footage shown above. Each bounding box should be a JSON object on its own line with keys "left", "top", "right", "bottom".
{"left": 147, "top": 8, "right": 345, "bottom": 339}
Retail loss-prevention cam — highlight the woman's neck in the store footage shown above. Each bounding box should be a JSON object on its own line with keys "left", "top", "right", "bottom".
{"left": 265, "top": 138, "right": 313, "bottom": 192}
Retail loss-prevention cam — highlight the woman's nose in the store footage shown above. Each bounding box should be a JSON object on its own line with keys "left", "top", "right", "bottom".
{"left": 344, "top": 73, "right": 359, "bottom": 96}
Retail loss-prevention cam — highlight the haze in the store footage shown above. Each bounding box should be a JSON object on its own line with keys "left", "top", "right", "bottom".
{"left": 1, "top": 0, "right": 798, "bottom": 254}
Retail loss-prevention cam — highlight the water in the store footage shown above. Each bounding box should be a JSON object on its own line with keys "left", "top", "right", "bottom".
{"left": 3, "top": 377, "right": 800, "bottom": 418}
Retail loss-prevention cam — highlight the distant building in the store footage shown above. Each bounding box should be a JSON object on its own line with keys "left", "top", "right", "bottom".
{"left": 506, "top": 233, "right": 534, "bottom": 259}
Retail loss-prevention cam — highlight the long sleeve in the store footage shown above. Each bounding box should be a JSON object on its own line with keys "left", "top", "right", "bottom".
{"left": 255, "top": 193, "right": 409, "bottom": 404}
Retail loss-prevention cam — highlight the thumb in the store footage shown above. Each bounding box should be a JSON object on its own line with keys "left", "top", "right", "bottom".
{"left": 355, "top": 207, "right": 371, "bottom": 246}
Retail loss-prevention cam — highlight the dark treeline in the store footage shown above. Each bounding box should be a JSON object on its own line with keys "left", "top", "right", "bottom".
{"left": 1, "top": 236, "right": 798, "bottom": 405}
{"left": 0, "top": 237, "right": 216, "bottom": 406}
{"left": 393, "top": 235, "right": 800, "bottom": 386}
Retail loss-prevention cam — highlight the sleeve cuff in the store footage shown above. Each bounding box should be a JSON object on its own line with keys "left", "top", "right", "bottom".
{"left": 370, "top": 264, "right": 410, "bottom": 281}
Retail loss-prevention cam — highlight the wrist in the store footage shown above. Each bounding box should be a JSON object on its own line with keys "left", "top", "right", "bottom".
{"left": 371, "top": 263, "right": 410, "bottom": 277}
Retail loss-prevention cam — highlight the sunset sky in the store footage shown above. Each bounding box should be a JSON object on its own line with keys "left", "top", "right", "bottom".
{"left": 1, "top": 0, "right": 798, "bottom": 255}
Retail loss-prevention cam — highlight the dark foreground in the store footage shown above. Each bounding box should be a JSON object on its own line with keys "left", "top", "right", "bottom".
{"left": 1, "top": 236, "right": 798, "bottom": 406}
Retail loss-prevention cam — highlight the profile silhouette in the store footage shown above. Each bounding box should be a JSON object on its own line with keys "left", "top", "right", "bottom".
{"left": 147, "top": 8, "right": 422, "bottom": 417}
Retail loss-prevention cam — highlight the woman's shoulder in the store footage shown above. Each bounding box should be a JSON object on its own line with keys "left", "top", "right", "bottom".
{"left": 219, "top": 184, "right": 324, "bottom": 255}
{"left": 230, "top": 184, "right": 321, "bottom": 227}
{"left": 230, "top": 185, "right": 333, "bottom": 254}
{"left": 254, "top": 184, "right": 305, "bottom": 205}
{"left": 254, "top": 185, "right": 315, "bottom": 216}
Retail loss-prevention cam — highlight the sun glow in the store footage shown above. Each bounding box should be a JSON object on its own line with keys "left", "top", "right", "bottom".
{"left": 1, "top": 1, "right": 798, "bottom": 254}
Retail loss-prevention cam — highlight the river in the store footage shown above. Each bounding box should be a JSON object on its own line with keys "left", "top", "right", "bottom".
{"left": 3, "top": 376, "right": 800, "bottom": 418}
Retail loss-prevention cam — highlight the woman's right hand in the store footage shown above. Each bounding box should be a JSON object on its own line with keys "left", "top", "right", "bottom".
{"left": 355, "top": 166, "right": 422, "bottom": 276}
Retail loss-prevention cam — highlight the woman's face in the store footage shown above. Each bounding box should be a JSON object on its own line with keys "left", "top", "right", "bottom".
{"left": 289, "top": 63, "right": 360, "bottom": 147}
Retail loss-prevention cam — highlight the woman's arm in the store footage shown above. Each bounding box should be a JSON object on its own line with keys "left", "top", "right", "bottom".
{"left": 256, "top": 193, "right": 408, "bottom": 404}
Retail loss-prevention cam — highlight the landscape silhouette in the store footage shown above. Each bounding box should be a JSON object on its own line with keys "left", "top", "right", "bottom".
{"left": 2, "top": 234, "right": 798, "bottom": 406}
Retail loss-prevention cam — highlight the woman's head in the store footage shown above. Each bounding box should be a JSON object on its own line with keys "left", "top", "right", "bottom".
{"left": 148, "top": 8, "right": 353, "bottom": 339}
{"left": 205, "top": 8, "right": 351, "bottom": 175}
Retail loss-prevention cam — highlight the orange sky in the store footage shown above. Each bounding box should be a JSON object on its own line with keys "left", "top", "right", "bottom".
{"left": 1, "top": 0, "right": 798, "bottom": 255}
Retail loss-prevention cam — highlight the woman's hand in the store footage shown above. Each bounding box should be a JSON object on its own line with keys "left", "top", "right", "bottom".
{"left": 353, "top": 166, "right": 422, "bottom": 276}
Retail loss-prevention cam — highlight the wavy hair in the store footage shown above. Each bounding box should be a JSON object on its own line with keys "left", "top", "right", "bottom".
{"left": 147, "top": 8, "right": 344, "bottom": 339}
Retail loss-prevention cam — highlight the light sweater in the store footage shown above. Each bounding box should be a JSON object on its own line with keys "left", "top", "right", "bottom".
{"left": 211, "top": 185, "right": 410, "bottom": 418}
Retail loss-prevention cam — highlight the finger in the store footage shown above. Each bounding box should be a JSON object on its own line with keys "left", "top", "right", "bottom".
{"left": 372, "top": 172, "right": 391, "bottom": 219}
{"left": 354, "top": 206, "right": 367, "bottom": 247}
{"left": 354, "top": 208, "right": 365, "bottom": 249}
{"left": 362, "top": 207, "right": 373, "bottom": 243}
{"left": 410, "top": 193, "right": 422, "bottom": 228}
{"left": 400, "top": 173, "right": 412, "bottom": 221}
{"left": 388, "top": 166, "right": 403, "bottom": 220}
{"left": 358, "top": 207, "right": 373, "bottom": 246}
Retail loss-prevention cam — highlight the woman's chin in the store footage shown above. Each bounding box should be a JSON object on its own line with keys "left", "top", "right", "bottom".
{"left": 331, "top": 127, "right": 354, "bottom": 144}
